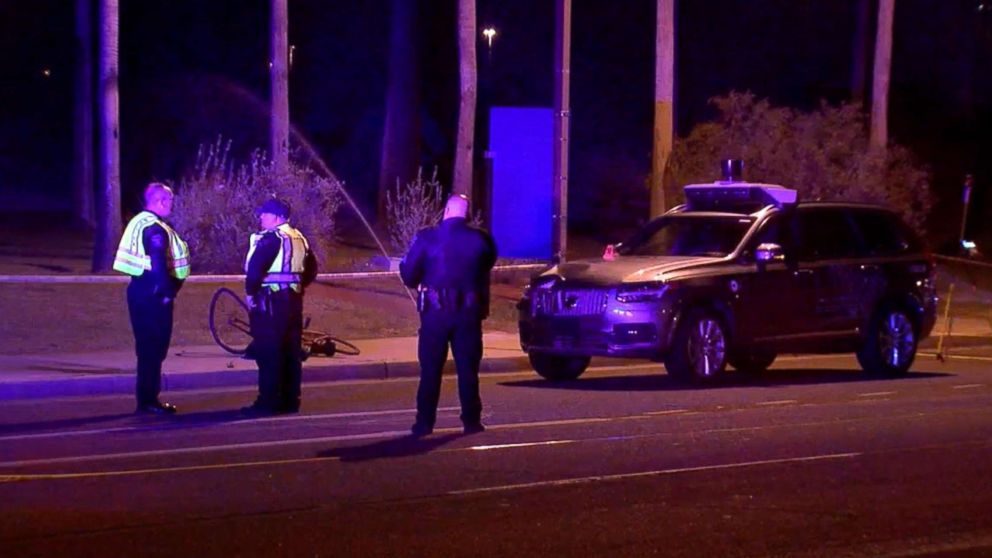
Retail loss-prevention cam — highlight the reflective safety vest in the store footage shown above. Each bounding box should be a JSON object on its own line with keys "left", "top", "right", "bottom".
{"left": 245, "top": 223, "right": 309, "bottom": 293}
{"left": 113, "top": 211, "right": 191, "bottom": 279}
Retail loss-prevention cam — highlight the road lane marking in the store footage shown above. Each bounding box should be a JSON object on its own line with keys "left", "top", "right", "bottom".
{"left": 446, "top": 453, "right": 862, "bottom": 496}
{"left": 857, "top": 391, "right": 896, "bottom": 397}
{"left": 755, "top": 400, "right": 798, "bottom": 406}
{"left": 643, "top": 409, "right": 689, "bottom": 416}
{"left": 0, "top": 406, "right": 462, "bottom": 443}
{"left": 952, "top": 384, "right": 985, "bottom": 390}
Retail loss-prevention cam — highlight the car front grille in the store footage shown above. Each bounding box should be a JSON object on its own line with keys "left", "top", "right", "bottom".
{"left": 533, "top": 289, "right": 608, "bottom": 316}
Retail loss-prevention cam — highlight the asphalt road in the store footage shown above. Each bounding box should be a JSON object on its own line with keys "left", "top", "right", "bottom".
{"left": 2, "top": 354, "right": 992, "bottom": 557}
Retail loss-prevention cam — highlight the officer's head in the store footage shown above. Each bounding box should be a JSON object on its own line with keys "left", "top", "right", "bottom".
{"left": 256, "top": 197, "right": 291, "bottom": 230}
{"left": 143, "top": 183, "right": 174, "bottom": 218}
{"left": 443, "top": 194, "right": 470, "bottom": 221}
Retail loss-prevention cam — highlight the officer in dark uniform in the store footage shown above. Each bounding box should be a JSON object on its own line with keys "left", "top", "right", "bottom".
{"left": 400, "top": 194, "right": 497, "bottom": 436}
{"left": 113, "top": 183, "right": 190, "bottom": 414}
{"left": 242, "top": 198, "right": 318, "bottom": 416}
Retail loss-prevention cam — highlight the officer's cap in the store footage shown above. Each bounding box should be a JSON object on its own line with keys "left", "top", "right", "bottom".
{"left": 256, "top": 197, "right": 291, "bottom": 218}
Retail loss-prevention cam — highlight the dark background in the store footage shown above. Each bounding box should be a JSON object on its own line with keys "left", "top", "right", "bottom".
{"left": 2, "top": 0, "right": 990, "bottom": 246}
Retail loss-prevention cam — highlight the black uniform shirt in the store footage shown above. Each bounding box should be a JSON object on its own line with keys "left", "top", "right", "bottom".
{"left": 400, "top": 217, "right": 497, "bottom": 314}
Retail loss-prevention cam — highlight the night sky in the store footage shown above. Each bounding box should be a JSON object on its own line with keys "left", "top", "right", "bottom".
{"left": 2, "top": 0, "right": 990, "bottom": 244}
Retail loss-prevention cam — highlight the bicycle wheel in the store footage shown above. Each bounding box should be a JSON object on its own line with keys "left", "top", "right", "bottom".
{"left": 324, "top": 335, "right": 361, "bottom": 356}
{"left": 301, "top": 332, "right": 361, "bottom": 357}
{"left": 209, "top": 287, "right": 252, "bottom": 355}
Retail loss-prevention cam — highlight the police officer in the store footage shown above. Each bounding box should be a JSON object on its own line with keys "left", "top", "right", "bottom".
{"left": 400, "top": 194, "right": 497, "bottom": 436}
{"left": 242, "top": 198, "right": 317, "bottom": 416}
{"left": 113, "top": 182, "right": 190, "bottom": 414}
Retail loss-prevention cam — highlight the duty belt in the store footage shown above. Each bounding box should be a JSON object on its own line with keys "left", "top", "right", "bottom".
{"left": 417, "top": 288, "right": 479, "bottom": 312}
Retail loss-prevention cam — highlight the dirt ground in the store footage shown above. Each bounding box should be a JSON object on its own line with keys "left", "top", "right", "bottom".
{"left": 0, "top": 215, "right": 534, "bottom": 354}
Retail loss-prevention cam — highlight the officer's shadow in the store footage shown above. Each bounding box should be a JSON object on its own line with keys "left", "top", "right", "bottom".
{"left": 316, "top": 433, "right": 460, "bottom": 462}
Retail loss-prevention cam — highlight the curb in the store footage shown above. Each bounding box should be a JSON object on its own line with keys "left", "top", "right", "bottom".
{"left": 0, "top": 356, "right": 532, "bottom": 402}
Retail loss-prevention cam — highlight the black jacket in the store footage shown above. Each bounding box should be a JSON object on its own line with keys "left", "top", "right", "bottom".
{"left": 400, "top": 217, "right": 497, "bottom": 317}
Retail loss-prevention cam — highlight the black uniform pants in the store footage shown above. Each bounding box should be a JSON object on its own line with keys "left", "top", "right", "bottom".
{"left": 415, "top": 310, "right": 483, "bottom": 427}
{"left": 249, "top": 289, "right": 304, "bottom": 410}
{"left": 127, "top": 281, "right": 174, "bottom": 406}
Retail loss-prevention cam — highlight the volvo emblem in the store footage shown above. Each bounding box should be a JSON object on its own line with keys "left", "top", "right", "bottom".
{"left": 729, "top": 279, "right": 740, "bottom": 293}
{"left": 564, "top": 294, "right": 580, "bottom": 309}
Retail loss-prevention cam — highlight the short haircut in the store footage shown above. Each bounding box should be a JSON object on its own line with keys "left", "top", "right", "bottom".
{"left": 443, "top": 194, "right": 470, "bottom": 219}
{"left": 143, "top": 182, "right": 173, "bottom": 207}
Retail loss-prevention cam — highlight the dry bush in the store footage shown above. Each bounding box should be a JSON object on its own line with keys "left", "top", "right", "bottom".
{"left": 385, "top": 167, "right": 445, "bottom": 254}
{"left": 670, "top": 91, "right": 933, "bottom": 232}
{"left": 170, "top": 138, "right": 344, "bottom": 273}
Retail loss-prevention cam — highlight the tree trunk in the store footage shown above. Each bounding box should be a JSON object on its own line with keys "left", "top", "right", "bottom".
{"left": 452, "top": 0, "right": 477, "bottom": 198}
{"left": 870, "top": 0, "right": 894, "bottom": 149}
{"left": 92, "top": 0, "right": 120, "bottom": 272}
{"left": 74, "top": 0, "right": 95, "bottom": 228}
{"left": 850, "top": 0, "right": 873, "bottom": 105}
{"left": 270, "top": 0, "right": 290, "bottom": 171}
{"left": 650, "top": 0, "right": 675, "bottom": 219}
{"left": 377, "top": 0, "right": 421, "bottom": 220}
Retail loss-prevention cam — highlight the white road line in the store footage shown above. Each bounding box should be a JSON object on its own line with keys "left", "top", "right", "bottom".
{"left": 643, "top": 409, "right": 689, "bottom": 416}
{"left": 952, "top": 384, "right": 986, "bottom": 390}
{"left": 0, "top": 406, "right": 461, "bottom": 443}
{"left": 857, "top": 391, "right": 896, "bottom": 397}
{"left": 755, "top": 400, "right": 798, "bottom": 406}
{"left": 0, "top": 412, "right": 684, "bottom": 470}
{"left": 447, "top": 452, "right": 862, "bottom": 496}
{"left": 0, "top": 429, "right": 412, "bottom": 468}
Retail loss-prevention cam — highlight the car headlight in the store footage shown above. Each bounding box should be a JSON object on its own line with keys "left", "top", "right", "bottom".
{"left": 616, "top": 283, "right": 668, "bottom": 303}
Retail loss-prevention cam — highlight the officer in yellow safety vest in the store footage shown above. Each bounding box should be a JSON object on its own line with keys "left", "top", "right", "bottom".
{"left": 113, "top": 182, "right": 189, "bottom": 414}
{"left": 241, "top": 198, "right": 317, "bottom": 416}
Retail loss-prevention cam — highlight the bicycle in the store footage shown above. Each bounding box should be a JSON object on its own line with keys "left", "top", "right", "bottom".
{"left": 208, "top": 287, "right": 361, "bottom": 358}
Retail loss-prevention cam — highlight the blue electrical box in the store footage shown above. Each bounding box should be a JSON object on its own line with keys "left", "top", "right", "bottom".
{"left": 488, "top": 107, "right": 553, "bottom": 259}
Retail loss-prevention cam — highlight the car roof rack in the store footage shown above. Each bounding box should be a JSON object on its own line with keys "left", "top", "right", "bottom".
{"left": 682, "top": 181, "right": 798, "bottom": 213}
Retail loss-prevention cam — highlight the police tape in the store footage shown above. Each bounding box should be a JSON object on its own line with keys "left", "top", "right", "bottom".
{"left": 0, "top": 263, "right": 550, "bottom": 284}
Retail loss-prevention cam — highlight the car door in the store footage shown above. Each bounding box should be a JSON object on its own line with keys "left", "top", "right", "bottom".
{"left": 735, "top": 211, "right": 820, "bottom": 343}
{"left": 794, "top": 207, "right": 865, "bottom": 337}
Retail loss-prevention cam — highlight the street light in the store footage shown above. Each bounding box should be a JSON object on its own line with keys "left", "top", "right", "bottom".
{"left": 482, "top": 27, "right": 497, "bottom": 48}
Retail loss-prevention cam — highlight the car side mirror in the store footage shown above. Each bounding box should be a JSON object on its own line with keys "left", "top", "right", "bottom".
{"left": 755, "top": 242, "right": 784, "bottom": 270}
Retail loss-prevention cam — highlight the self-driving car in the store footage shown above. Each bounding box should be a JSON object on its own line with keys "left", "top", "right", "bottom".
{"left": 517, "top": 165, "right": 938, "bottom": 382}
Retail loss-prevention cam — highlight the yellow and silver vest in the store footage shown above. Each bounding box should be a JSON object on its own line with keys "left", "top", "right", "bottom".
{"left": 113, "top": 211, "right": 191, "bottom": 279}
{"left": 245, "top": 223, "right": 309, "bottom": 292}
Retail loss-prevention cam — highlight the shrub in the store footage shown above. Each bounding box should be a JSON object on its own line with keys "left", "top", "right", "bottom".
{"left": 385, "top": 167, "right": 445, "bottom": 254}
{"left": 170, "top": 138, "right": 344, "bottom": 273}
{"left": 669, "top": 92, "right": 933, "bottom": 232}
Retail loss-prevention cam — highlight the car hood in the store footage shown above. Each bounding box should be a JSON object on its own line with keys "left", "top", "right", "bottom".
{"left": 536, "top": 256, "right": 723, "bottom": 287}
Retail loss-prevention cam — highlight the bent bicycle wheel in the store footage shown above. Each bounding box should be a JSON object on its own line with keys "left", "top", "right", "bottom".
{"left": 209, "top": 287, "right": 252, "bottom": 355}
{"left": 325, "top": 336, "right": 361, "bottom": 356}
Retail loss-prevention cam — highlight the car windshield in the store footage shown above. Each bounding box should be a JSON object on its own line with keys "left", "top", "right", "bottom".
{"left": 618, "top": 214, "right": 755, "bottom": 257}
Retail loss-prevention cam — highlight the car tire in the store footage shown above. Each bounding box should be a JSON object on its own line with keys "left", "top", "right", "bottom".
{"left": 529, "top": 353, "right": 591, "bottom": 381}
{"left": 729, "top": 350, "right": 777, "bottom": 374}
{"left": 665, "top": 309, "right": 728, "bottom": 382}
{"left": 856, "top": 304, "right": 918, "bottom": 377}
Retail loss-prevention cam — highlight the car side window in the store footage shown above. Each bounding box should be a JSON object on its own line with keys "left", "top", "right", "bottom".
{"left": 795, "top": 209, "right": 863, "bottom": 261}
{"left": 849, "top": 210, "right": 917, "bottom": 256}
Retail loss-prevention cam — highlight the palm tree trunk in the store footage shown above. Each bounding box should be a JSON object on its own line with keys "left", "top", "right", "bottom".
{"left": 650, "top": 0, "right": 675, "bottom": 218}
{"left": 92, "top": 0, "right": 120, "bottom": 272}
{"left": 850, "top": 0, "right": 873, "bottom": 105}
{"left": 74, "top": 0, "right": 95, "bottom": 228}
{"left": 452, "top": 0, "right": 477, "bottom": 198}
{"left": 270, "top": 0, "right": 290, "bottom": 171}
{"left": 870, "top": 0, "right": 894, "bottom": 149}
{"left": 377, "top": 0, "right": 421, "bottom": 220}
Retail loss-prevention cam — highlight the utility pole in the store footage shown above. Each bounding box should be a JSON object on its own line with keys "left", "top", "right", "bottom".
{"left": 270, "top": 0, "right": 289, "bottom": 171}
{"left": 553, "top": 0, "right": 571, "bottom": 264}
